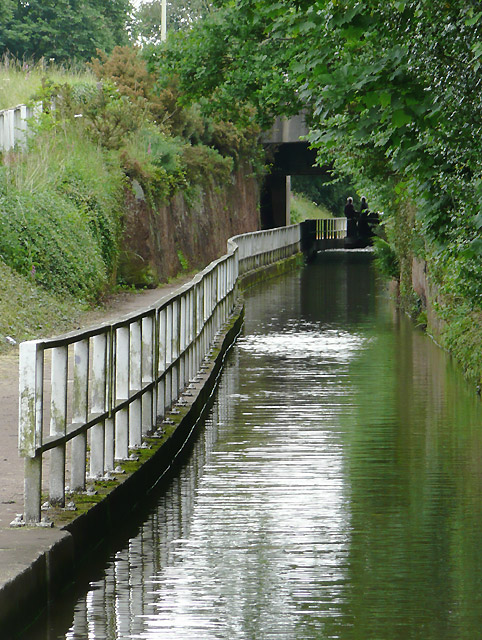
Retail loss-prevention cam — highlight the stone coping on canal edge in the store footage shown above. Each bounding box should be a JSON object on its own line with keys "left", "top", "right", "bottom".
{"left": 0, "top": 254, "right": 302, "bottom": 639}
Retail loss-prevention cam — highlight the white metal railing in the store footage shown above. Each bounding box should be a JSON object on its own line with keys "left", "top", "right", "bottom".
{"left": 231, "top": 224, "right": 300, "bottom": 274}
{"left": 0, "top": 102, "right": 42, "bottom": 151}
{"left": 18, "top": 225, "right": 301, "bottom": 524}
{"left": 316, "top": 218, "right": 347, "bottom": 240}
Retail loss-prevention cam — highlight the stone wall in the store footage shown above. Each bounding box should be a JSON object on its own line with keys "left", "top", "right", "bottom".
{"left": 411, "top": 257, "right": 445, "bottom": 340}
{"left": 120, "top": 165, "right": 260, "bottom": 286}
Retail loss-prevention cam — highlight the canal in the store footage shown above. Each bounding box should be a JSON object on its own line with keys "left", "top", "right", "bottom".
{"left": 28, "top": 251, "right": 482, "bottom": 639}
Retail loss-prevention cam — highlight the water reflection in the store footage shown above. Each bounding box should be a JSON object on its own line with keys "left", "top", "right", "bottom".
{"left": 30, "top": 251, "right": 482, "bottom": 640}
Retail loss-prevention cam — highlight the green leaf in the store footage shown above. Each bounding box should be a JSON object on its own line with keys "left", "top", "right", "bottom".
{"left": 463, "top": 237, "right": 482, "bottom": 258}
{"left": 380, "top": 92, "right": 392, "bottom": 108}
{"left": 465, "top": 11, "right": 482, "bottom": 27}
{"left": 363, "top": 92, "right": 381, "bottom": 108}
{"left": 392, "top": 109, "right": 412, "bottom": 128}
{"left": 474, "top": 213, "right": 482, "bottom": 230}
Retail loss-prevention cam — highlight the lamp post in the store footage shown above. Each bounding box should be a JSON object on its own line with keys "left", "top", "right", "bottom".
{"left": 161, "top": 0, "right": 167, "bottom": 41}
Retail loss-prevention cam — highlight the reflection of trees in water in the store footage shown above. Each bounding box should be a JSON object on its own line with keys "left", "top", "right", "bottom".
{"left": 339, "top": 309, "right": 482, "bottom": 640}
{"left": 300, "top": 252, "right": 376, "bottom": 327}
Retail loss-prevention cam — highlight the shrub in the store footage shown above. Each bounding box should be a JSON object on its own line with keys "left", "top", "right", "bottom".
{"left": 120, "top": 126, "right": 186, "bottom": 202}
{"left": 0, "top": 189, "right": 106, "bottom": 299}
{"left": 181, "top": 144, "right": 233, "bottom": 186}
{"left": 372, "top": 237, "right": 400, "bottom": 281}
{"left": 89, "top": 46, "right": 154, "bottom": 103}
{"left": 0, "top": 124, "right": 125, "bottom": 299}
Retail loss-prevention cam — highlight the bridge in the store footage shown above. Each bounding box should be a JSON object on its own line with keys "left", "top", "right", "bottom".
{"left": 262, "top": 114, "right": 332, "bottom": 228}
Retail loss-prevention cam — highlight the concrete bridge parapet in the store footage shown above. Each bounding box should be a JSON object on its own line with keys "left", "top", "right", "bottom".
{"left": 262, "top": 113, "right": 310, "bottom": 144}
{"left": 261, "top": 114, "right": 333, "bottom": 229}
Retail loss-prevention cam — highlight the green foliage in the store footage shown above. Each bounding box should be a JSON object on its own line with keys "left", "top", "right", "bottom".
{"left": 439, "top": 302, "right": 482, "bottom": 389}
{"left": 176, "top": 249, "right": 189, "bottom": 271}
{"left": 133, "top": 0, "right": 212, "bottom": 44}
{"left": 0, "top": 260, "right": 83, "bottom": 350}
{"left": 0, "top": 185, "right": 107, "bottom": 299}
{"left": 90, "top": 46, "right": 154, "bottom": 103}
{"left": 290, "top": 193, "right": 331, "bottom": 224}
{"left": 372, "top": 237, "right": 400, "bottom": 281}
{"left": 75, "top": 81, "right": 146, "bottom": 150}
{"left": 150, "top": 6, "right": 303, "bottom": 128}
{"left": 181, "top": 143, "right": 233, "bottom": 186}
{"left": 120, "top": 126, "right": 186, "bottom": 202}
{"left": 0, "top": 0, "right": 132, "bottom": 63}
{"left": 0, "top": 123, "right": 125, "bottom": 300}
{"left": 291, "top": 174, "right": 357, "bottom": 216}
{"left": 25, "top": 72, "right": 146, "bottom": 151}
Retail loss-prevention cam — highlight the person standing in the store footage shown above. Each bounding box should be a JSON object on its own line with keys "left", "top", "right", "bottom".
{"left": 358, "top": 196, "right": 370, "bottom": 238}
{"left": 344, "top": 197, "right": 357, "bottom": 237}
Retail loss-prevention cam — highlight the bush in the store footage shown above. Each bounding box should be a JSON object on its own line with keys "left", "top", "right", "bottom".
{"left": 372, "top": 237, "right": 400, "bottom": 281}
{"left": 0, "top": 125, "right": 125, "bottom": 300}
{"left": 181, "top": 144, "right": 233, "bottom": 185}
{"left": 0, "top": 189, "right": 106, "bottom": 299}
{"left": 120, "top": 126, "right": 186, "bottom": 202}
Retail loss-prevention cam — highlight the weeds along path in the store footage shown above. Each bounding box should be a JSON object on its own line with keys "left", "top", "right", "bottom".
{"left": 0, "top": 276, "right": 193, "bottom": 530}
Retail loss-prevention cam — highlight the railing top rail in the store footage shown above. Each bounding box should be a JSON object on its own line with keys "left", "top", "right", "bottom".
{"left": 0, "top": 103, "right": 27, "bottom": 115}
{"left": 21, "top": 239, "right": 240, "bottom": 351}
{"left": 19, "top": 221, "right": 303, "bottom": 352}
{"left": 230, "top": 223, "right": 300, "bottom": 244}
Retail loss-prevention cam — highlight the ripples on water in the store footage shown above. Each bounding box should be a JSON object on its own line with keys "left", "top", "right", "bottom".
{"left": 30, "top": 252, "right": 482, "bottom": 640}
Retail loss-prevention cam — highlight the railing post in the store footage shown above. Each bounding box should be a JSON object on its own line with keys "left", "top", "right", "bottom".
{"left": 104, "top": 332, "right": 115, "bottom": 471}
{"left": 172, "top": 299, "right": 180, "bottom": 403}
{"left": 179, "top": 295, "right": 186, "bottom": 390}
{"left": 129, "top": 321, "right": 142, "bottom": 448}
{"left": 165, "top": 304, "right": 173, "bottom": 410}
{"left": 142, "top": 314, "right": 154, "bottom": 435}
{"left": 188, "top": 289, "right": 195, "bottom": 381}
{"left": 115, "top": 326, "right": 130, "bottom": 460}
{"left": 49, "top": 346, "right": 68, "bottom": 506}
{"left": 71, "top": 338, "right": 89, "bottom": 491}
{"left": 19, "top": 341, "right": 43, "bottom": 523}
{"left": 157, "top": 308, "right": 166, "bottom": 420}
{"left": 90, "top": 333, "right": 107, "bottom": 478}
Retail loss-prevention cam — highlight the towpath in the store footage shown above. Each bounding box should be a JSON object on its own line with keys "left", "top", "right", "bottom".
{"left": 0, "top": 276, "right": 193, "bottom": 532}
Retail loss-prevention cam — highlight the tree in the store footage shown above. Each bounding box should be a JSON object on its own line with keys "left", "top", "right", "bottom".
{"left": 0, "top": 0, "right": 14, "bottom": 50}
{"left": 0, "top": 0, "right": 133, "bottom": 63}
{"left": 157, "top": 0, "right": 482, "bottom": 309}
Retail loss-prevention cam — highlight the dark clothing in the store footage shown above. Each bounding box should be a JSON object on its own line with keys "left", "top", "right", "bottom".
{"left": 344, "top": 202, "right": 357, "bottom": 236}
{"left": 344, "top": 202, "right": 357, "bottom": 219}
{"left": 358, "top": 208, "right": 370, "bottom": 238}
{"left": 357, "top": 199, "right": 370, "bottom": 237}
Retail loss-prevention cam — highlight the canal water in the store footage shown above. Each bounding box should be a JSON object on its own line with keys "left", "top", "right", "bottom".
{"left": 30, "top": 252, "right": 482, "bottom": 639}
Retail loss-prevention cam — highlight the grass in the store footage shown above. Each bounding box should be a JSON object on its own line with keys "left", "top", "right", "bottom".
{"left": 0, "top": 55, "right": 95, "bottom": 110}
{"left": 0, "top": 261, "right": 84, "bottom": 352}
{"left": 290, "top": 192, "right": 332, "bottom": 223}
{"left": 439, "top": 302, "right": 482, "bottom": 389}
